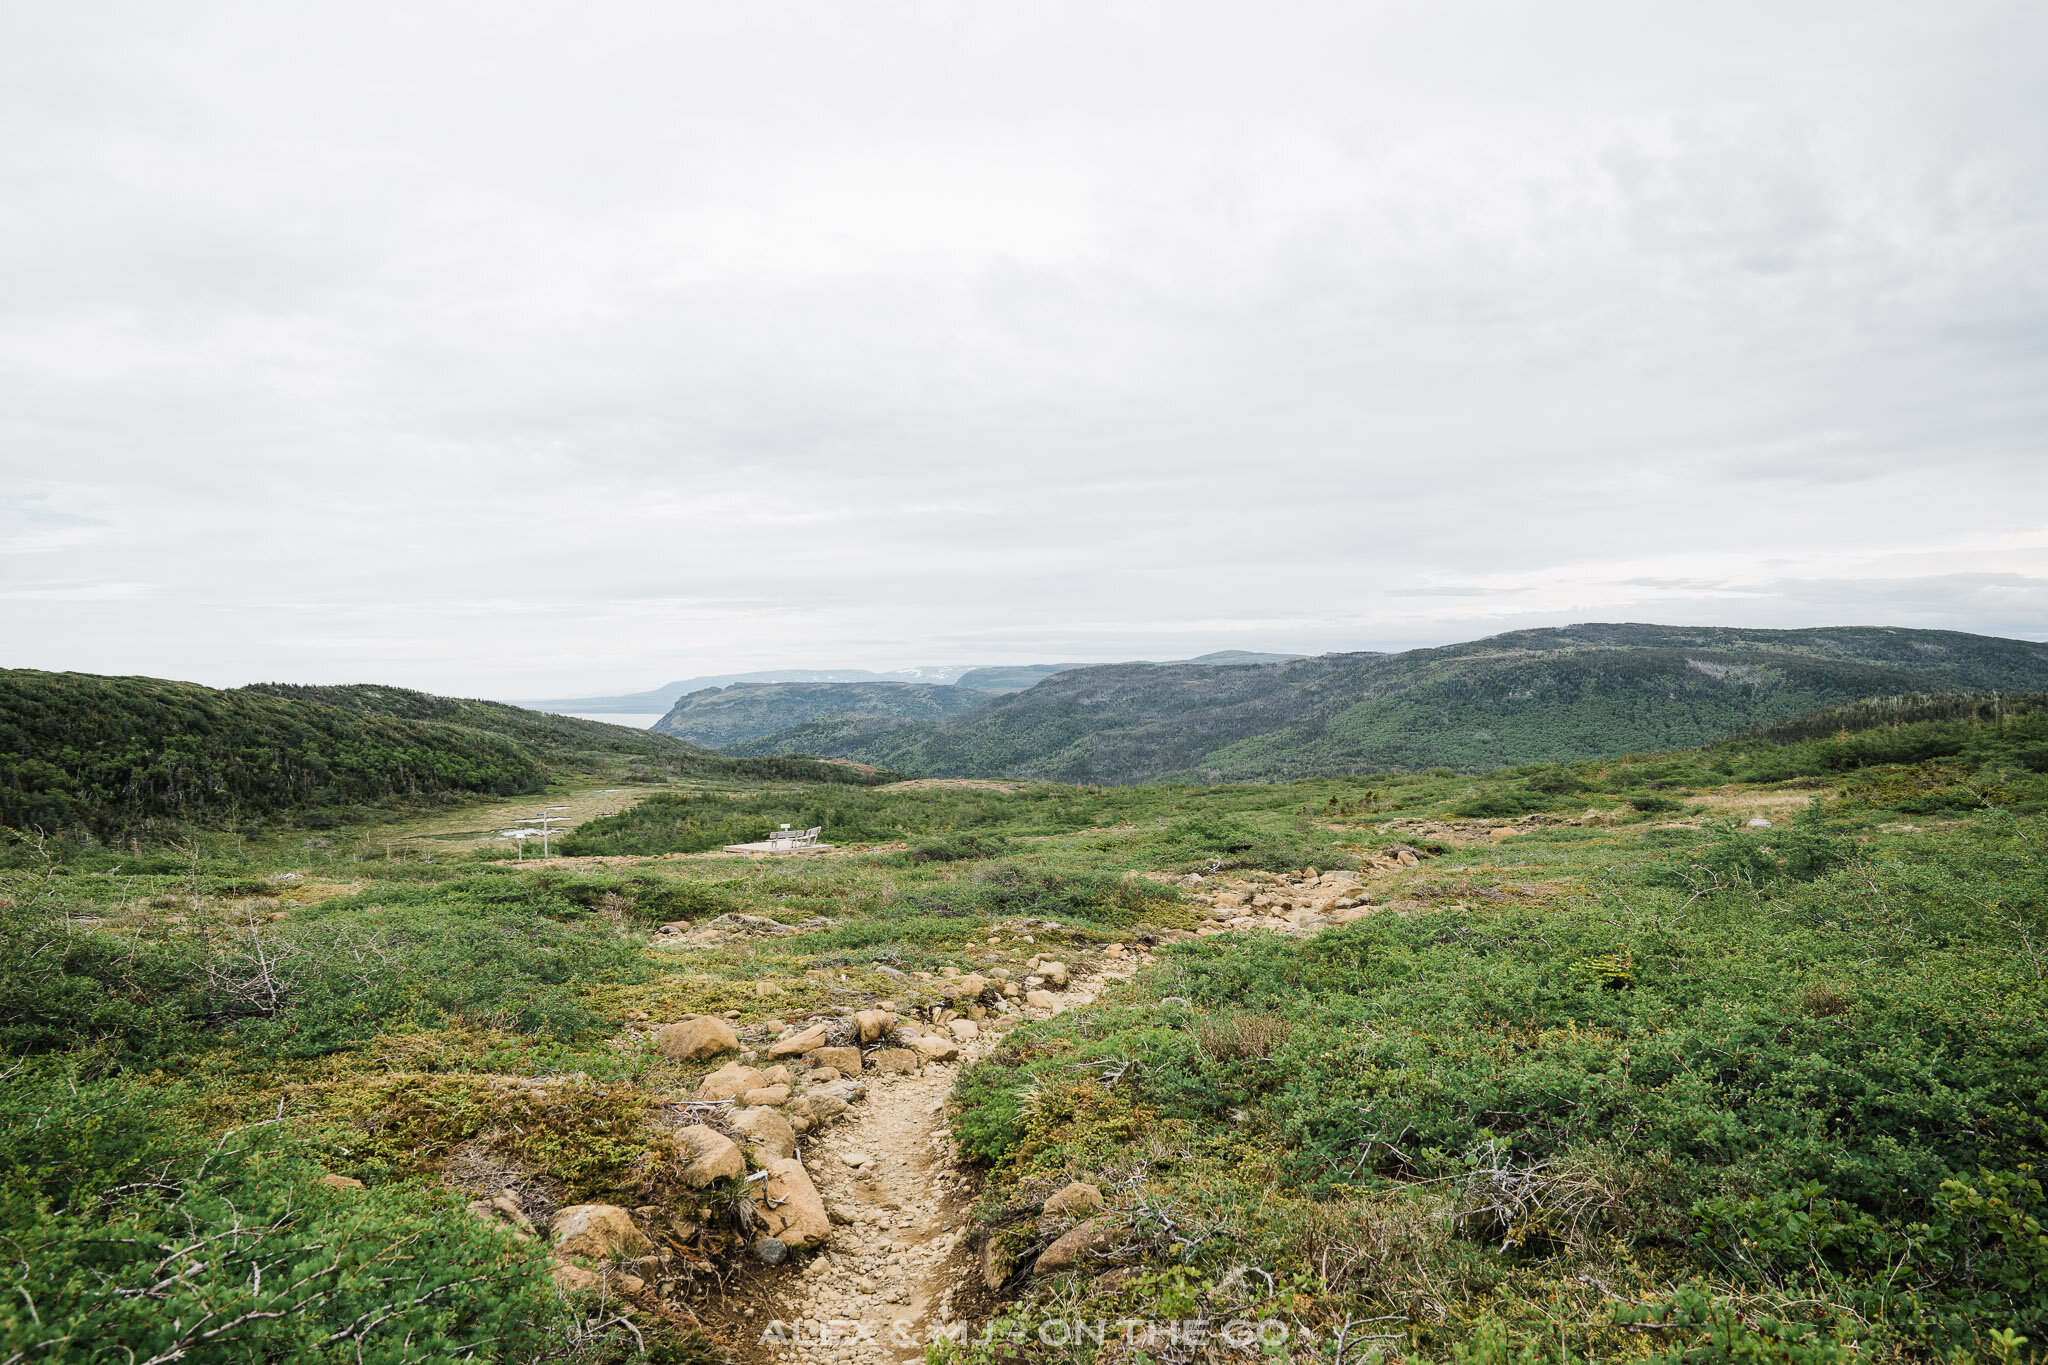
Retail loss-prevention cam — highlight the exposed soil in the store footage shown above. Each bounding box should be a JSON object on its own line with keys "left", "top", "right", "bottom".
{"left": 703, "top": 845, "right": 1455, "bottom": 1363}
{"left": 714, "top": 967, "right": 1134, "bottom": 1364}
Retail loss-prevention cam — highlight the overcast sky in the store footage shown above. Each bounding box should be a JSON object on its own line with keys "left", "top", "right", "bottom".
{"left": 4, "top": 2, "right": 2046, "bottom": 697}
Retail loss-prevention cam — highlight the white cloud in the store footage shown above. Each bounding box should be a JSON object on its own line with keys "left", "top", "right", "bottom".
{"left": 2, "top": 1, "right": 2045, "bottom": 693}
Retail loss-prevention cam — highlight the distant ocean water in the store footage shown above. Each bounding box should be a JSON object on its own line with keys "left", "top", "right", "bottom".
{"left": 551, "top": 712, "right": 666, "bottom": 729}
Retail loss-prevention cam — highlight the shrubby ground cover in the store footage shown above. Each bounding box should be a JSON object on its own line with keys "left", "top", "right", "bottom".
{"left": 0, "top": 694, "right": 2042, "bottom": 1361}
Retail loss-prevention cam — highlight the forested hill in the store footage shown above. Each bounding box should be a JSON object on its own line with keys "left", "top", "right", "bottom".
{"left": 648, "top": 680, "right": 991, "bottom": 747}
{"left": 241, "top": 682, "right": 713, "bottom": 765}
{"left": 2, "top": 673, "right": 900, "bottom": 842}
{"left": 726, "top": 624, "right": 2048, "bottom": 782}
{"left": 1, "top": 671, "right": 546, "bottom": 840}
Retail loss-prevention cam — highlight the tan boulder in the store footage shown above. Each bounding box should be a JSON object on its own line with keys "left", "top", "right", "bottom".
{"left": 947, "top": 1018, "right": 980, "bottom": 1041}
{"left": 655, "top": 1016, "right": 738, "bottom": 1061}
{"left": 1042, "top": 1182, "right": 1103, "bottom": 1217}
{"left": 729, "top": 1106, "right": 798, "bottom": 1160}
{"left": 761, "top": 1065, "right": 793, "bottom": 1087}
{"left": 812, "top": 1046, "right": 862, "bottom": 1074}
{"left": 675, "top": 1125, "right": 746, "bottom": 1186}
{"left": 552, "top": 1259, "right": 604, "bottom": 1292}
{"left": 911, "top": 1034, "right": 959, "bottom": 1062}
{"left": 853, "top": 1009, "right": 895, "bottom": 1043}
{"left": 794, "top": 1093, "right": 850, "bottom": 1124}
{"left": 1040, "top": 961, "right": 1069, "bottom": 988}
{"left": 981, "top": 1238, "right": 1014, "bottom": 1292}
{"left": 809, "top": 1066, "right": 843, "bottom": 1083}
{"left": 550, "top": 1204, "right": 654, "bottom": 1261}
{"left": 741, "top": 1084, "right": 790, "bottom": 1107}
{"left": 695, "top": 1063, "right": 768, "bottom": 1102}
{"left": 769, "top": 1023, "right": 831, "bottom": 1056}
{"left": 944, "top": 974, "right": 988, "bottom": 1001}
{"left": 871, "top": 1047, "right": 920, "bottom": 1074}
{"left": 758, "top": 1158, "right": 832, "bottom": 1247}
{"left": 467, "top": 1191, "right": 536, "bottom": 1240}
{"left": 1033, "top": 1217, "right": 1115, "bottom": 1274}
{"left": 1025, "top": 990, "right": 1059, "bottom": 1010}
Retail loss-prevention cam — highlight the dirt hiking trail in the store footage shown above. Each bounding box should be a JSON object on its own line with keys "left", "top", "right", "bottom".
{"left": 745, "top": 964, "right": 1135, "bottom": 1364}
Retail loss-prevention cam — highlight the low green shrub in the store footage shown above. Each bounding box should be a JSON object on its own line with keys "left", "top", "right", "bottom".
{"left": 0, "top": 1071, "right": 559, "bottom": 1365}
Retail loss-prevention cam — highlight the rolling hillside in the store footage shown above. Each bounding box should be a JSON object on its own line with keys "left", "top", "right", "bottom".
{"left": 1, "top": 673, "right": 899, "bottom": 842}
{"left": 648, "top": 680, "right": 993, "bottom": 747}
{"left": 953, "top": 650, "right": 1308, "bottom": 693}
{"left": 241, "top": 682, "right": 713, "bottom": 769}
{"left": 1, "top": 671, "right": 547, "bottom": 839}
{"left": 726, "top": 624, "right": 2048, "bottom": 782}
{"left": 510, "top": 665, "right": 981, "bottom": 714}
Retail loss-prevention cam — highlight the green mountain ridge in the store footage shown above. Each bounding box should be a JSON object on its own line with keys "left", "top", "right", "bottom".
{"left": 954, "top": 650, "right": 1308, "bottom": 693}
{"left": 725, "top": 624, "right": 2048, "bottom": 781}
{"left": 649, "top": 680, "right": 991, "bottom": 747}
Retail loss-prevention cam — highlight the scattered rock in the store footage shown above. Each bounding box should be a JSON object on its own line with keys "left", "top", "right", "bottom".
{"left": 813, "top": 1045, "right": 862, "bottom": 1074}
{"left": 467, "top": 1191, "right": 536, "bottom": 1239}
{"left": 871, "top": 1047, "right": 920, "bottom": 1074}
{"left": 551, "top": 1259, "right": 604, "bottom": 1292}
{"left": 854, "top": 1008, "right": 895, "bottom": 1043}
{"left": 811, "top": 1078, "right": 869, "bottom": 1104}
{"left": 675, "top": 1125, "right": 747, "bottom": 1186}
{"left": 1024, "top": 990, "right": 1059, "bottom": 1010}
{"left": 753, "top": 1235, "right": 789, "bottom": 1264}
{"left": 1033, "top": 1217, "right": 1115, "bottom": 1274}
{"left": 758, "top": 1158, "right": 832, "bottom": 1246}
{"left": 1040, "top": 961, "right": 1069, "bottom": 987}
{"left": 794, "top": 1094, "right": 849, "bottom": 1124}
{"left": 729, "top": 1106, "right": 798, "bottom": 1161}
{"left": 770, "top": 1023, "right": 831, "bottom": 1056}
{"left": 947, "top": 1018, "right": 980, "bottom": 1041}
{"left": 741, "top": 1084, "right": 790, "bottom": 1106}
{"left": 655, "top": 1016, "right": 739, "bottom": 1061}
{"left": 808, "top": 1066, "right": 843, "bottom": 1083}
{"left": 944, "top": 974, "right": 988, "bottom": 1001}
{"left": 981, "top": 1238, "right": 1014, "bottom": 1291}
{"left": 912, "top": 1034, "right": 960, "bottom": 1062}
{"left": 695, "top": 1062, "right": 768, "bottom": 1101}
{"left": 550, "top": 1204, "right": 654, "bottom": 1260}
{"left": 1042, "top": 1182, "right": 1103, "bottom": 1217}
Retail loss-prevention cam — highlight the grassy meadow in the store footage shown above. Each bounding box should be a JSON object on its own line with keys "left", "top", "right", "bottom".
{"left": 1, "top": 697, "right": 2044, "bottom": 1363}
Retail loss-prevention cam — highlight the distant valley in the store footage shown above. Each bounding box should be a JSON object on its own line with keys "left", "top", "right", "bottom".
{"left": 720, "top": 623, "right": 2048, "bottom": 783}
{"left": 515, "top": 649, "right": 1305, "bottom": 716}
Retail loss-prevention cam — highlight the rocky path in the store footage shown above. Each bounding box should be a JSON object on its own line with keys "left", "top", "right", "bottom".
{"left": 753, "top": 968, "right": 1133, "bottom": 1364}
{"left": 739, "top": 852, "right": 1454, "bottom": 1362}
